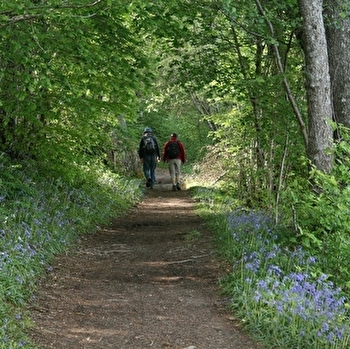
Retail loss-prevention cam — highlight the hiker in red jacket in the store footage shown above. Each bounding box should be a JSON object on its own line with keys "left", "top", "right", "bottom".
{"left": 162, "top": 133, "right": 186, "bottom": 191}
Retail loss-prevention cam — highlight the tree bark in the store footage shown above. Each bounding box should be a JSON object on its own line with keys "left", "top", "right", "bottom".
{"left": 297, "top": 0, "right": 334, "bottom": 173}
{"left": 325, "top": 0, "right": 350, "bottom": 130}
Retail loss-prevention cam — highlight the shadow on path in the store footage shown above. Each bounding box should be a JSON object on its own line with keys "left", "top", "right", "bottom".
{"left": 30, "top": 169, "right": 264, "bottom": 349}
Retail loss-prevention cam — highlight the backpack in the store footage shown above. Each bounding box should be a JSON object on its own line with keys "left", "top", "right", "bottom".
{"left": 143, "top": 135, "right": 156, "bottom": 154}
{"left": 166, "top": 141, "right": 180, "bottom": 159}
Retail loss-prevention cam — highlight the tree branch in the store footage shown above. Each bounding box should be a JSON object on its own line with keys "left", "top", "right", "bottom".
{"left": 254, "top": 0, "right": 308, "bottom": 148}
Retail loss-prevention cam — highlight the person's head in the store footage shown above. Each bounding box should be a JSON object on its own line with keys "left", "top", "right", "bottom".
{"left": 144, "top": 127, "right": 152, "bottom": 135}
{"left": 170, "top": 132, "right": 177, "bottom": 139}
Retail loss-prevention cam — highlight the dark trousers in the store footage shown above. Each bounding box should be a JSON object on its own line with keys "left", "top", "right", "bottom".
{"left": 143, "top": 155, "right": 157, "bottom": 184}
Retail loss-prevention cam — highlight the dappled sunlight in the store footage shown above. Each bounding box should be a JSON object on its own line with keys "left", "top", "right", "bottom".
{"left": 142, "top": 199, "right": 193, "bottom": 208}
{"left": 30, "top": 168, "right": 262, "bottom": 349}
{"left": 151, "top": 275, "right": 200, "bottom": 283}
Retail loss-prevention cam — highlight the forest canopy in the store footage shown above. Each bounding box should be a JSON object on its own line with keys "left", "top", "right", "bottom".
{"left": 0, "top": 0, "right": 349, "bottom": 202}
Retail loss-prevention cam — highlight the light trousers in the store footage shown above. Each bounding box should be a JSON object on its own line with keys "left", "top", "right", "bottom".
{"left": 168, "top": 158, "right": 182, "bottom": 185}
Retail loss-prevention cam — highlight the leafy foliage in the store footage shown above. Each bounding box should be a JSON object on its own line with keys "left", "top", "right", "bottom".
{"left": 0, "top": 0, "right": 152, "bottom": 172}
{"left": 282, "top": 129, "right": 350, "bottom": 289}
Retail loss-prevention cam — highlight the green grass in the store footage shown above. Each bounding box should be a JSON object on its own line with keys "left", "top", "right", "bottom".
{"left": 183, "top": 229, "right": 201, "bottom": 242}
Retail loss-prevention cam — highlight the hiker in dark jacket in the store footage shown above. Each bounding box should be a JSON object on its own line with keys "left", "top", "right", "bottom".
{"left": 162, "top": 133, "right": 186, "bottom": 191}
{"left": 138, "top": 127, "right": 161, "bottom": 189}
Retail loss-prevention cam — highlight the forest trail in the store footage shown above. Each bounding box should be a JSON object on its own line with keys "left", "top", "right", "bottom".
{"left": 29, "top": 168, "right": 264, "bottom": 349}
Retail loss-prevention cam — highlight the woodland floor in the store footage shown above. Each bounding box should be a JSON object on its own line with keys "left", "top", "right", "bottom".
{"left": 29, "top": 168, "right": 265, "bottom": 349}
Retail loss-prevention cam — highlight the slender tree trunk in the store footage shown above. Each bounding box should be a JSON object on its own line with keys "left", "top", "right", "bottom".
{"left": 297, "top": 0, "right": 334, "bottom": 173}
{"left": 255, "top": 0, "right": 308, "bottom": 148}
{"left": 325, "top": 0, "right": 350, "bottom": 130}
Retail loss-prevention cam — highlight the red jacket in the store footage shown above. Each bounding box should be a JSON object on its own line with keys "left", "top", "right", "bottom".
{"left": 162, "top": 136, "right": 186, "bottom": 163}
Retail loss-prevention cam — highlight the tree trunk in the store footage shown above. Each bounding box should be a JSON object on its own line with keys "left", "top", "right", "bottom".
{"left": 325, "top": 0, "right": 350, "bottom": 130}
{"left": 297, "top": 0, "right": 334, "bottom": 173}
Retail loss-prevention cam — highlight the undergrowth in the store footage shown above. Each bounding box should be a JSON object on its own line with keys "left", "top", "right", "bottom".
{"left": 193, "top": 186, "right": 350, "bottom": 349}
{"left": 0, "top": 154, "right": 142, "bottom": 348}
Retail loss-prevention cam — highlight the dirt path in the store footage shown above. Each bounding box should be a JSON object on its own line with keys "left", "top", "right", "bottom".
{"left": 29, "top": 169, "right": 264, "bottom": 349}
